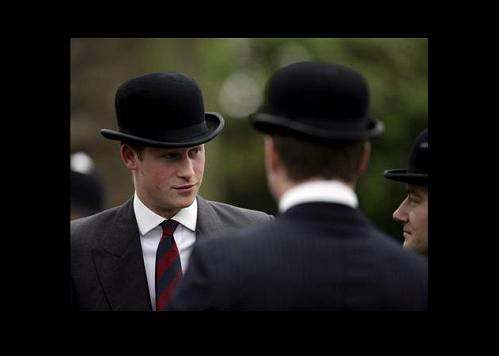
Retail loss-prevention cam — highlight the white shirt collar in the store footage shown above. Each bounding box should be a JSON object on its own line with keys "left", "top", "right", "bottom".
{"left": 279, "top": 180, "right": 358, "bottom": 213}
{"left": 133, "top": 192, "right": 198, "bottom": 235}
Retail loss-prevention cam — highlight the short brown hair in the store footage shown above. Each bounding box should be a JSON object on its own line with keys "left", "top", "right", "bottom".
{"left": 121, "top": 141, "right": 145, "bottom": 161}
{"left": 272, "top": 135, "right": 366, "bottom": 182}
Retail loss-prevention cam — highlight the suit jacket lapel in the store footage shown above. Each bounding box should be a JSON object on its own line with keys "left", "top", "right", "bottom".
{"left": 92, "top": 199, "right": 152, "bottom": 311}
{"left": 196, "top": 196, "right": 226, "bottom": 239}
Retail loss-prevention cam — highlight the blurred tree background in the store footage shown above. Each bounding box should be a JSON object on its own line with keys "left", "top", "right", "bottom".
{"left": 71, "top": 38, "right": 427, "bottom": 242}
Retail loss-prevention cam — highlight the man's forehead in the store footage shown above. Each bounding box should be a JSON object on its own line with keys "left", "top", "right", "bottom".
{"left": 406, "top": 184, "right": 427, "bottom": 195}
{"left": 148, "top": 144, "right": 204, "bottom": 153}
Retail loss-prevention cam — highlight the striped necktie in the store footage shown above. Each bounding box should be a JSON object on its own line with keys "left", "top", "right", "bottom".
{"left": 155, "top": 219, "right": 182, "bottom": 311}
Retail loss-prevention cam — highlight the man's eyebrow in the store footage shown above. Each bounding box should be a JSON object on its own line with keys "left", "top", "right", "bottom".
{"left": 159, "top": 149, "right": 179, "bottom": 154}
{"left": 406, "top": 187, "right": 416, "bottom": 195}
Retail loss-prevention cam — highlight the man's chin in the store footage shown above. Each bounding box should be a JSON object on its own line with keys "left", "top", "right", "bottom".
{"left": 175, "top": 195, "right": 196, "bottom": 208}
{"left": 402, "top": 240, "right": 423, "bottom": 255}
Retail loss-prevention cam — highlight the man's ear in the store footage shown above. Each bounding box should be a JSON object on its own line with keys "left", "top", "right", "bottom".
{"left": 264, "top": 135, "right": 281, "bottom": 174}
{"left": 358, "top": 141, "right": 371, "bottom": 174}
{"left": 120, "top": 144, "right": 139, "bottom": 170}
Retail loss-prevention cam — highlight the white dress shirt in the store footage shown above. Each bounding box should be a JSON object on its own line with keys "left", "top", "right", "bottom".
{"left": 133, "top": 192, "right": 197, "bottom": 310}
{"left": 278, "top": 180, "right": 359, "bottom": 213}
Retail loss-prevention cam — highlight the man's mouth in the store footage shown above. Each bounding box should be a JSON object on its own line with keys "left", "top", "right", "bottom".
{"left": 173, "top": 184, "right": 196, "bottom": 190}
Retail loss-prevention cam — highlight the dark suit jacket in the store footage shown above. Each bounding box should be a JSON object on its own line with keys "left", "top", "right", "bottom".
{"left": 70, "top": 196, "right": 273, "bottom": 311}
{"left": 168, "top": 202, "right": 428, "bottom": 311}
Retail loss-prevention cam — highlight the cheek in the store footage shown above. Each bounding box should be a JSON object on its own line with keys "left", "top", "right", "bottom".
{"left": 416, "top": 206, "right": 428, "bottom": 226}
{"left": 194, "top": 158, "right": 205, "bottom": 176}
{"left": 148, "top": 166, "right": 174, "bottom": 188}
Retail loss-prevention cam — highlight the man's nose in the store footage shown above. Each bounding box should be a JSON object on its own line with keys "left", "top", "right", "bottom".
{"left": 177, "top": 157, "right": 195, "bottom": 178}
{"left": 393, "top": 199, "right": 409, "bottom": 224}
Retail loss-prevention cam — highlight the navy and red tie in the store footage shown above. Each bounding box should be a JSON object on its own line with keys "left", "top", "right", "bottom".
{"left": 155, "top": 219, "right": 182, "bottom": 311}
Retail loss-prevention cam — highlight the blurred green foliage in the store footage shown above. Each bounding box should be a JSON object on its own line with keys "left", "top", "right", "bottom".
{"left": 71, "top": 38, "right": 427, "bottom": 241}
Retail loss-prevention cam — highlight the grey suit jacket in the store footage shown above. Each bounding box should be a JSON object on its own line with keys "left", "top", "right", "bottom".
{"left": 70, "top": 196, "right": 273, "bottom": 311}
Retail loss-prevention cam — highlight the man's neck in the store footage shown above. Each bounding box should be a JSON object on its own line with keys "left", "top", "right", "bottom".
{"left": 278, "top": 179, "right": 359, "bottom": 212}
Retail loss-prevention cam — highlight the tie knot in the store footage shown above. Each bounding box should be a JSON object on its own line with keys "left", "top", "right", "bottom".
{"left": 160, "top": 219, "right": 179, "bottom": 237}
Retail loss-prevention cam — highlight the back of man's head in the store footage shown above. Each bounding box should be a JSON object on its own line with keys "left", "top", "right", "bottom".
{"left": 272, "top": 135, "right": 366, "bottom": 183}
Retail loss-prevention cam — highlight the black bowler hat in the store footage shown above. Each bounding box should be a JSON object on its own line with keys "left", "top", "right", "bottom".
{"left": 71, "top": 170, "right": 104, "bottom": 215}
{"left": 384, "top": 129, "right": 428, "bottom": 186}
{"left": 101, "top": 72, "right": 224, "bottom": 147}
{"left": 249, "top": 61, "right": 384, "bottom": 142}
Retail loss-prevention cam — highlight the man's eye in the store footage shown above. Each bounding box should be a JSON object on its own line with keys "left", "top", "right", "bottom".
{"left": 409, "top": 194, "right": 420, "bottom": 203}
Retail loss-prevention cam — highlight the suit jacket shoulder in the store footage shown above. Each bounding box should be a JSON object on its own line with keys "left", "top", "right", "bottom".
{"left": 71, "top": 204, "right": 124, "bottom": 249}
{"left": 196, "top": 196, "right": 273, "bottom": 238}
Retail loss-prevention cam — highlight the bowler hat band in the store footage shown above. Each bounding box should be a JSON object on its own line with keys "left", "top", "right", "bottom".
{"left": 119, "top": 121, "right": 209, "bottom": 142}
{"left": 253, "top": 112, "right": 380, "bottom": 140}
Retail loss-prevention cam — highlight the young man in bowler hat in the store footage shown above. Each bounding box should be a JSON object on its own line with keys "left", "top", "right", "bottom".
{"left": 384, "top": 129, "right": 428, "bottom": 257}
{"left": 168, "top": 61, "right": 428, "bottom": 310}
{"left": 71, "top": 72, "right": 273, "bottom": 311}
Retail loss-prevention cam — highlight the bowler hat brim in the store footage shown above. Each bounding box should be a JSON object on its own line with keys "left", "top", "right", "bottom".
{"left": 100, "top": 112, "right": 224, "bottom": 148}
{"left": 384, "top": 169, "right": 428, "bottom": 186}
{"left": 249, "top": 113, "right": 384, "bottom": 141}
